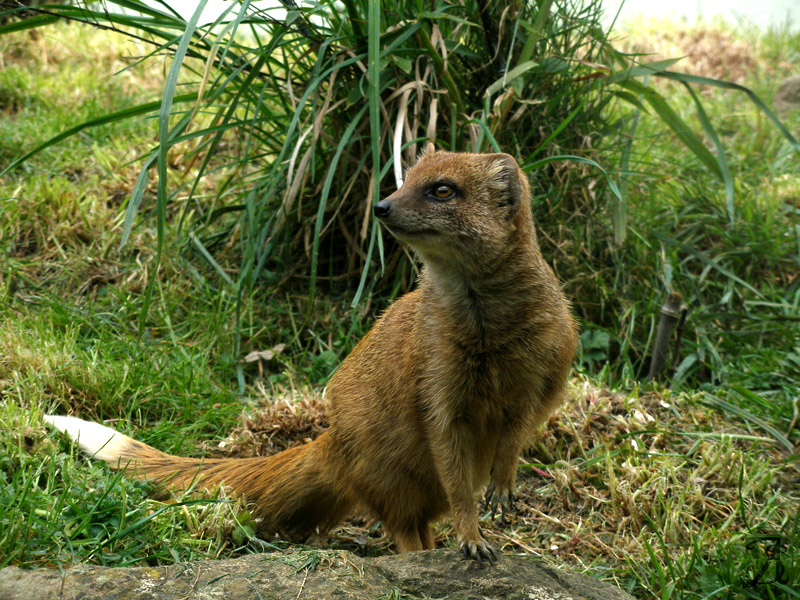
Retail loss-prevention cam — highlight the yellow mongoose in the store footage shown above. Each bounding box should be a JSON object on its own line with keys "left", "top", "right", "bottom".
{"left": 45, "top": 147, "right": 577, "bottom": 563}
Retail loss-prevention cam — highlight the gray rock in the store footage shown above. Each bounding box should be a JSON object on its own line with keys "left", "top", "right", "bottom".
{"left": 0, "top": 548, "right": 636, "bottom": 600}
{"left": 775, "top": 75, "right": 800, "bottom": 113}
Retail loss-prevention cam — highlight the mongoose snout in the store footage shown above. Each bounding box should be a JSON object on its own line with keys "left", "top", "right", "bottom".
{"left": 373, "top": 199, "right": 392, "bottom": 218}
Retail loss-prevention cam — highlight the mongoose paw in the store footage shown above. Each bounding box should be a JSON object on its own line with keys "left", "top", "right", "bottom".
{"left": 459, "top": 536, "right": 497, "bottom": 565}
{"left": 484, "top": 482, "right": 515, "bottom": 523}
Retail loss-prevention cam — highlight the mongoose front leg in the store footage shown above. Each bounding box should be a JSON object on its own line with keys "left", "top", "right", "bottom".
{"left": 429, "top": 421, "right": 497, "bottom": 564}
{"left": 485, "top": 432, "right": 524, "bottom": 522}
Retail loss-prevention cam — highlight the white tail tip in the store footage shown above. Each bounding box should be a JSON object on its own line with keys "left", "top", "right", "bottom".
{"left": 43, "top": 415, "right": 134, "bottom": 463}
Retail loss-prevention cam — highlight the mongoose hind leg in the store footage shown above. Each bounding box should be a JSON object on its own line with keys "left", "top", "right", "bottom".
{"left": 418, "top": 521, "right": 435, "bottom": 550}
{"left": 385, "top": 515, "right": 437, "bottom": 552}
{"left": 389, "top": 524, "right": 424, "bottom": 553}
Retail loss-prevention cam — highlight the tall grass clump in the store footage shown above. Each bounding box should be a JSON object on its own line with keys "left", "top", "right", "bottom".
{"left": 0, "top": 3, "right": 741, "bottom": 290}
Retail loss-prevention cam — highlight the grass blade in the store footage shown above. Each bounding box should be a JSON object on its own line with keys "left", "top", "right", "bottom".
{"left": 309, "top": 105, "right": 369, "bottom": 304}
{"left": 653, "top": 231, "right": 765, "bottom": 300}
{"left": 683, "top": 83, "right": 735, "bottom": 222}
{"left": 702, "top": 392, "right": 793, "bottom": 452}
{"left": 190, "top": 234, "right": 234, "bottom": 286}
{"left": 0, "top": 14, "right": 59, "bottom": 35}
{"left": 528, "top": 99, "right": 586, "bottom": 160}
{"left": 138, "top": 0, "right": 210, "bottom": 337}
{"left": 605, "top": 58, "right": 685, "bottom": 84}
{"left": 657, "top": 70, "right": 800, "bottom": 155}
{"left": 523, "top": 154, "right": 623, "bottom": 202}
{"left": 517, "top": 0, "right": 553, "bottom": 65}
{"left": 365, "top": 0, "right": 381, "bottom": 285}
{"left": 616, "top": 105, "right": 641, "bottom": 245}
{"left": 0, "top": 95, "right": 196, "bottom": 179}
{"left": 618, "top": 78, "right": 723, "bottom": 180}
{"left": 121, "top": 151, "right": 157, "bottom": 248}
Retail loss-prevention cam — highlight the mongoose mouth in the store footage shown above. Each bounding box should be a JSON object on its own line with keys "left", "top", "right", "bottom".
{"left": 380, "top": 222, "right": 440, "bottom": 242}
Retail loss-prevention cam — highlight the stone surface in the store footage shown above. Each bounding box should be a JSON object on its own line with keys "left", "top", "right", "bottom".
{"left": 0, "top": 548, "right": 637, "bottom": 600}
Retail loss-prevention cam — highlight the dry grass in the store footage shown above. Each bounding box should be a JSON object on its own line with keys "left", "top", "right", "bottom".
{"left": 616, "top": 21, "right": 762, "bottom": 85}
{"left": 208, "top": 388, "right": 329, "bottom": 458}
{"left": 509, "top": 379, "right": 797, "bottom": 561}
{"left": 202, "top": 377, "right": 799, "bottom": 568}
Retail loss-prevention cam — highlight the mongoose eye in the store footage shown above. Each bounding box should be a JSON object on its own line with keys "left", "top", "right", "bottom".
{"left": 429, "top": 184, "right": 455, "bottom": 200}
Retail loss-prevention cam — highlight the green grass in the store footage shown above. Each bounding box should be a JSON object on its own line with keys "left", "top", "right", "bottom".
{"left": 587, "top": 22, "right": 800, "bottom": 432}
{"left": 584, "top": 21, "right": 800, "bottom": 597}
{"left": 0, "top": 23, "right": 312, "bottom": 567}
{"left": 0, "top": 16, "right": 799, "bottom": 600}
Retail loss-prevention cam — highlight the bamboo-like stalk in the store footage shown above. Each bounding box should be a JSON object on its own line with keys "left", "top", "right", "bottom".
{"left": 647, "top": 292, "right": 684, "bottom": 382}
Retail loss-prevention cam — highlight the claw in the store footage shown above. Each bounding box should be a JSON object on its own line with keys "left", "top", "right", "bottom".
{"left": 459, "top": 537, "right": 497, "bottom": 565}
{"left": 484, "top": 483, "right": 495, "bottom": 509}
{"left": 470, "top": 541, "right": 481, "bottom": 565}
{"left": 485, "top": 483, "right": 515, "bottom": 523}
{"left": 485, "top": 543, "right": 497, "bottom": 563}
{"left": 501, "top": 489, "right": 515, "bottom": 521}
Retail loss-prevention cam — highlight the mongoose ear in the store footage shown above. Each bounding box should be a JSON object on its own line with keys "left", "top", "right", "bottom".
{"left": 414, "top": 142, "right": 436, "bottom": 166}
{"left": 487, "top": 153, "right": 525, "bottom": 220}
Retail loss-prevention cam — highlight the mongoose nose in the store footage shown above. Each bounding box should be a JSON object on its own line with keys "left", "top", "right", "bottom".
{"left": 374, "top": 200, "right": 391, "bottom": 219}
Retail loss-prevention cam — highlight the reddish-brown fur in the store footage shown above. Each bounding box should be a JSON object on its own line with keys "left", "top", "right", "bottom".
{"left": 85, "top": 148, "right": 577, "bottom": 561}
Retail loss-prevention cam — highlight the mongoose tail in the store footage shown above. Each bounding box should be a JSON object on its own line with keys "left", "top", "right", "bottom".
{"left": 43, "top": 415, "right": 352, "bottom": 540}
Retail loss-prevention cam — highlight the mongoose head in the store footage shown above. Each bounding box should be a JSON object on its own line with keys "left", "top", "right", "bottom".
{"left": 374, "top": 145, "right": 532, "bottom": 268}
